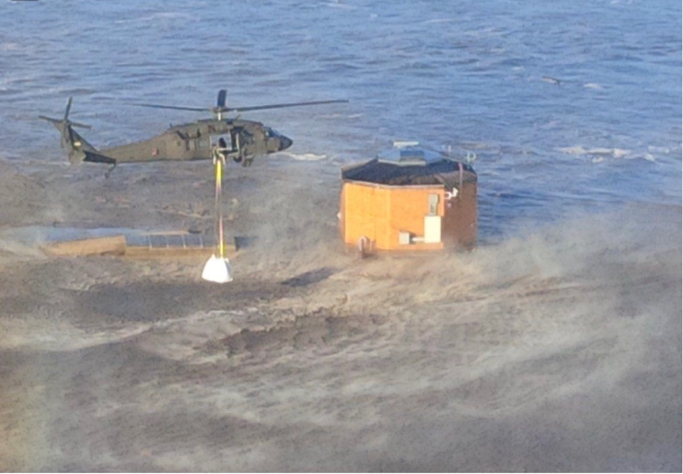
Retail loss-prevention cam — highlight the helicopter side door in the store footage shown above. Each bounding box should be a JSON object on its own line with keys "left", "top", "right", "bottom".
{"left": 181, "top": 128, "right": 210, "bottom": 160}
{"left": 209, "top": 131, "right": 241, "bottom": 160}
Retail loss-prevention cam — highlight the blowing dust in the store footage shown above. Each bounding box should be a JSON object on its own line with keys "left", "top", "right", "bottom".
{"left": 0, "top": 158, "right": 680, "bottom": 471}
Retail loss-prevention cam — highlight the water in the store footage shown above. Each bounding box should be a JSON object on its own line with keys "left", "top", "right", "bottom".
{"left": 0, "top": 3, "right": 681, "bottom": 471}
{"left": 0, "top": 0, "right": 680, "bottom": 239}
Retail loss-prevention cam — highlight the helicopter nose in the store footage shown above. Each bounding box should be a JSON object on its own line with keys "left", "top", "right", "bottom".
{"left": 279, "top": 135, "right": 293, "bottom": 151}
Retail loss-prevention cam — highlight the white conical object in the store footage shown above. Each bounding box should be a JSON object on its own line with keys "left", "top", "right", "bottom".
{"left": 201, "top": 254, "right": 233, "bottom": 283}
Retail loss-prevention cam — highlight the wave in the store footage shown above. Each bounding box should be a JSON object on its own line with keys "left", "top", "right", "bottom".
{"left": 114, "top": 12, "right": 199, "bottom": 24}
{"left": 277, "top": 152, "right": 328, "bottom": 162}
{"left": 557, "top": 146, "right": 656, "bottom": 162}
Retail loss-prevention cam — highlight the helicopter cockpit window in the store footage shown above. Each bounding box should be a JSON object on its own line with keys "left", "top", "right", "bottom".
{"left": 265, "top": 127, "right": 281, "bottom": 138}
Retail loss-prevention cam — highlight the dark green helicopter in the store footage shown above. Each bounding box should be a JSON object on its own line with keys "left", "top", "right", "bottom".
{"left": 40, "top": 90, "right": 347, "bottom": 176}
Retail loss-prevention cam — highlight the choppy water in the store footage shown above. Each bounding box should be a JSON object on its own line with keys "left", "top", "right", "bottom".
{"left": 1, "top": 0, "right": 680, "bottom": 238}
{"left": 0, "top": 3, "right": 681, "bottom": 471}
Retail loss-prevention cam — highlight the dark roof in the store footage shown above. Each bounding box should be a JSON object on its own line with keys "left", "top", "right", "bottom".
{"left": 342, "top": 158, "right": 477, "bottom": 187}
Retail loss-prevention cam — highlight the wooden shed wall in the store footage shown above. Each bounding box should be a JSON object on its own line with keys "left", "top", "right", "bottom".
{"left": 443, "top": 180, "right": 477, "bottom": 249}
{"left": 341, "top": 181, "right": 445, "bottom": 251}
{"left": 388, "top": 186, "right": 445, "bottom": 250}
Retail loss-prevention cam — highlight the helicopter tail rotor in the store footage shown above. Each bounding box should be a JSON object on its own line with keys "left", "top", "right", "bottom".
{"left": 39, "top": 116, "right": 92, "bottom": 130}
{"left": 39, "top": 97, "right": 96, "bottom": 165}
{"left": 39, "top": 97, "right": 92, "bottom": 130}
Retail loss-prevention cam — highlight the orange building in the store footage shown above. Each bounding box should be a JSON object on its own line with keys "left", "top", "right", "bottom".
{"left": 339, "top": 144, "right": 477, "bottom": 253}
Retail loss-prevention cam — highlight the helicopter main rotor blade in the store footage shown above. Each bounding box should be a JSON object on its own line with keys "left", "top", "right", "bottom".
{"left": 126, "top": 98, "right": 348, "bottom": 117}
{"left": 226, "top": 99, "right": 348, "bottom": 114}
{"left": 130, "top": 103, "right": 208, "bottom": 112}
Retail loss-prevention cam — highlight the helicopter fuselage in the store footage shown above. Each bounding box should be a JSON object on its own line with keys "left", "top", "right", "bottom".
{"left": 101, "top": 118, "right": 292, "bottom": 166}
{"left": 42, "top": 92, "right": 345, "bottom": 171}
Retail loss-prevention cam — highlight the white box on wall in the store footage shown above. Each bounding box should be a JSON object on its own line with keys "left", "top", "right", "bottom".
{"left": 424, "top": 215, "right": 442, "bottom": 243}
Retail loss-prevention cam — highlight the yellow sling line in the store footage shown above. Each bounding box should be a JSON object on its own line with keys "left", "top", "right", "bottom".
{"left": 214, "top": 157, "right": 225, "bottom": 259}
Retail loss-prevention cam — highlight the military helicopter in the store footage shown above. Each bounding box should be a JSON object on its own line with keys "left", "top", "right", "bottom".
{"left": 40, "top": 90, "right": 347, "bottom": 176}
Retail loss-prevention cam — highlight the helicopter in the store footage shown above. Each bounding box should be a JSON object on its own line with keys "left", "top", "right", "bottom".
{"left": 40, "top": 90, "right": 347, "bottom": 177}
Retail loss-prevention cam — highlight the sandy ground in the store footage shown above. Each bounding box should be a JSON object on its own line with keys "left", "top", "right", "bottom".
{"left": 0, "top": 157, "right": 680, "bottom": 472}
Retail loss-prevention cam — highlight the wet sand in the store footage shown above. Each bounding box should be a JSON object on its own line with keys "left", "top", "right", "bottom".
{"left": 0, "top": 158, "right": 680, "bottom": 471}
